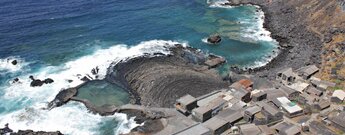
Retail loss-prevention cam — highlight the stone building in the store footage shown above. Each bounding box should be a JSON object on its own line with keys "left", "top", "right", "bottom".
{"left": 276, "top": 68, "right": 297, "bottom": 85}
{"left": 175, "top": 94, "right": 198, "bottom": 115}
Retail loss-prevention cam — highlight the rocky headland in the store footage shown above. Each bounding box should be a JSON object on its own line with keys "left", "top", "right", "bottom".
{"left": 106, "top": 45, "right": 229, "bottom": 107}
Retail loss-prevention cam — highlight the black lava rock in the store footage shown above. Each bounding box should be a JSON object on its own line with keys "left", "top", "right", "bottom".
{"left": 207, "top": 35, "right": 221, "bottom": 44}
{"left": 11, "top": 60, "right": 18, "bottom": 65}
{"left": 44, "top": 78, "right": 54, "bottom": 84}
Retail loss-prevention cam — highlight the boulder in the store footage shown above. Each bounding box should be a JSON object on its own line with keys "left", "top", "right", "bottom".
{"left": 11, "top": 60, "right": 17, "bottom": 65}
{"left": 30, "top": 79, "right": 44, "bottom": 87}
{"left": 29, "top": 75, "right": 54, "bottom": 87}
{"left": 44, "top": 78, "right": 54, "bottom": 84}
{"left": 207, "top": 35, "right": 222, "bottom": 44}
{"left": 29, "top": 76, "right": 54, "bottom": 87}
{"left": 81, "top": 76, "right": 91, "bottom": 82}
{"left": 12, "top": 78, "right": 20, "bottom": 84}
{"left": 91, "top": 67, "right": 99, "bottom": 75}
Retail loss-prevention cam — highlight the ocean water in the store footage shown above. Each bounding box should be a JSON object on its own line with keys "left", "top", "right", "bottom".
{"left": 0, "top": 0, "right": 278, "bottom": 134}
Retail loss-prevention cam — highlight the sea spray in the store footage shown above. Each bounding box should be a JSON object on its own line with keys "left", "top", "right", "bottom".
{"left": 207, "top": 0, "right": 233, "bottom": 8}
{"left": 0, "top": 56, "right": 30, "bottom": 74}
{"left": 242, "top": 5, "right": 274, "bottom": 42}
{"left": 113, "top": 113, "right": 142, "bottom": 134}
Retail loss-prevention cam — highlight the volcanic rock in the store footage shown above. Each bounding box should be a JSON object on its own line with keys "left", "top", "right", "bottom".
{"left": 107, "top": 45, "right": 229, "bottom": 107}
{"left": 11, "top": 60, "right": 17, "bottom": 65}
{"left": 207, "top": 35, "right": 222, "bottom": 44}
{"left": 48, "top": 88, "right": 78, "bottom": 109}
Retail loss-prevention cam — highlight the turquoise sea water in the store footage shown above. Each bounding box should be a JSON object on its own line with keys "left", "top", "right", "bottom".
{"left": 0, "top": 0, "right": 278, "bottom": 134}
{"left": 76, "top": 80, "right": 129, "bottom": 107}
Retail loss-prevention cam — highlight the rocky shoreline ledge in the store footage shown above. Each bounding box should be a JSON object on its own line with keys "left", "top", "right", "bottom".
{"left": 107, "top": 45, "right": 229, "bottom": 108}
{"left": 47, "top": 45, "right": 229, "bottom": 114}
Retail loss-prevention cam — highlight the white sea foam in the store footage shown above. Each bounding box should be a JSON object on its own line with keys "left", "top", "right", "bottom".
{"left": 3, "top": 40, "right": 185, "bottom": 100}
{"left": 0, "top": 101, "right": 141, "bottom": 135}
{"left": 0, "top": 40, "right": 185, "bottom": 134}
{"left": 207, "top": 0, "right": 275, "bottom": 42}
{"left": 240, "top": 7, "right": 280, "bottom": 68}
{"left": 207, "top": 0, "right": 234, "bottom": 8}
{"left": 241, "top": 8, "right": 274, "bottom": 42}
{"left": 113, "top": 114, "right": 142, "bottom": 134}
{"left": 0, "top": 56, "right": 30, "bottom": 74}
{"left": 0, "top": 102, "right": 103, "bottom": 135}
{"left": 248, "top": 46, "right": 280, "bottom": 68}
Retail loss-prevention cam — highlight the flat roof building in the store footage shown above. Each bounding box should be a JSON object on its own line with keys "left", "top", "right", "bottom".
{"left": 309, "top": 121, "right": 337, "bottom": 135}
{"left": 310, "top": 77, "right": 336, "bottom": 91}
{"left": 275, "top": 97, "right": 303, "bottom": 116}
{"left": 215, "top": 108, "right": 243, "bottom": 126}
{"left": 279, "top": 86, "right": 300, "bottom": 100}
{"left": 258, "top": 125, "right": 275, "bottom": 135}
{"left": 272, "top": 122, "right": 301, "bottom": 135}
{"left": 192, "top": 97, "right": 228, "bottom": 122}
{"left": 244, "top": 106, "right": 261, "bottom": 122}
{"left": 202, "top": 116, "right": 229, "bottom": 135}
{"left": 175, "top": 124, "right": 212, "bottom": 135}
{"left": 331, "top": 90, "right": 345, "bottom": 103}
{"left": 287, "top": 81, "right": 310, "bottom": 93}
{"left": 239, "top": 124, "right": 262, "bottom": 135}
{"left": 251, "top": 91, "right": 267, "bottom": 102}
{"left": 266, "top": 86, "right": 299, "bottom": 101}
{"left": 277, "top": 68, "right": 297, "bottom": 84}
{"left": 255, "top": 101, "right": 284, "bottom": 124}
{"left": 330, "top": 111, "right": 345, "bottom": 132}
{"left": 192, "top": 106, "right": 212, "bottom": 122}
{"left": 175, "top": 94, "right": 198, "bottom": 115}
{"left": 305, "top": 87, "right": 323, "bottom": 97}
{"left": 313, "top": 100, "right": 331, "bottom": 111}
{"left": 232, "top": 88, "right": 251, "bottom": 103}
{"left": 297, "top": 65, "right": 319, "bottom": 79}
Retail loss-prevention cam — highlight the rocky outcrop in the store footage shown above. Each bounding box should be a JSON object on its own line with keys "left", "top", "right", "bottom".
{"left": 205, "top": 55, "right": 226, "bottom": 68}
{"left": 207, "top": 35, "right": 221, "bottom": 44}
{"left": 1, "top": 123, "right": 62, "bottom": 135}
{"left": 107, "top": 45, "right": 229, "bottom": 107}
{"left": 29, "top": 76, "right": 54, "bottom": 87}
{"left": 47, "top": 87, "right": 77, "bottom": 109}
{"left": 11, "top": 60, "right": 17, "bottom": 65}
{"left": 10, "top": 130, "right": 63, "bottom": 135}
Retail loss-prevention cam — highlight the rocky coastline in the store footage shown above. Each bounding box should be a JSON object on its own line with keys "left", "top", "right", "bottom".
{"left": 226, "top": 0, "right": 323, "bottom": 80}
{"left": 19, "top": 0, "right": 345, "bottom": 134}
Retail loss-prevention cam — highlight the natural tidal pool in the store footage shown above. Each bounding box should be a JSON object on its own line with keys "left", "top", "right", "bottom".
{"left": 76, "top": 80, "right": 130, "bottom": 107}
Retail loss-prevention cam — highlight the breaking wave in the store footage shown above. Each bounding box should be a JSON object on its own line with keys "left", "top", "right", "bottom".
{"left": 0, "top": 56, "right": 30, "bottom": 74}
{"left": 0, "top": 40, "right": 186, "bottom": 135}
{"left": 207, "top": 0, "right": 233, "bottom": 8}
